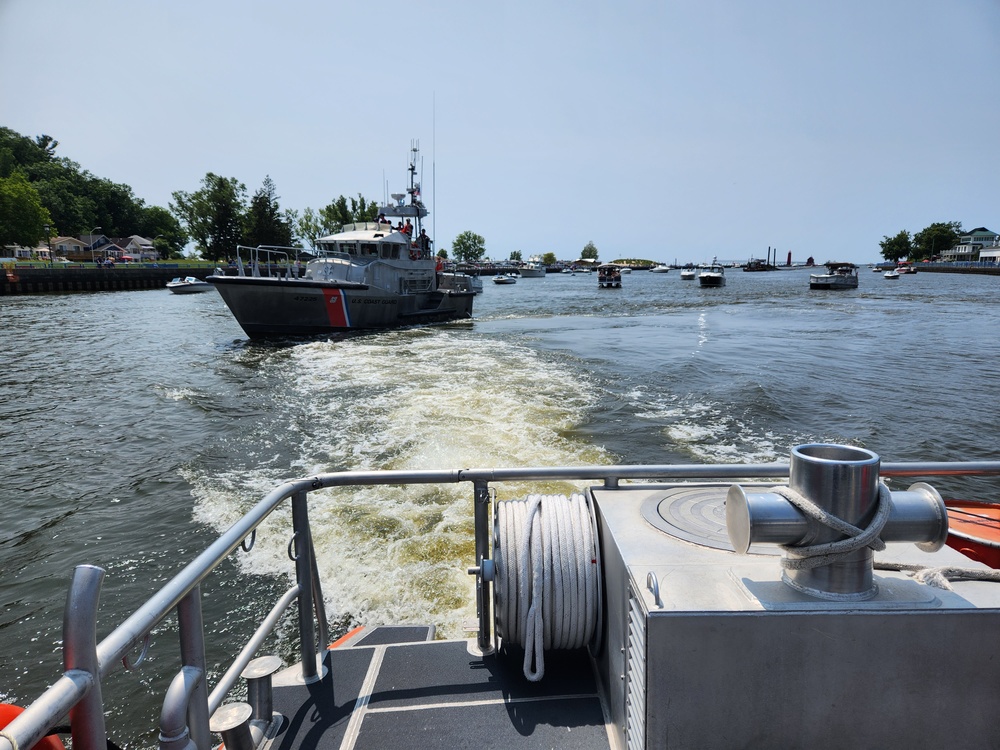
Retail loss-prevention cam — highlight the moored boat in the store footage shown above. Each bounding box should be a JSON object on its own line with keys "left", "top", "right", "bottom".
{"left": 208, "top": 145, "right": 475, "bottom": 338}
{"left": 6, "top": 444, "right": 1000, "bottom": 750}
{"left": 492, "top": 273, "right": 517, "bottom": 285}
{"left": 809, "top": 262, "right": 859, "bottom": 290}
{"left": 884, "top": 269, "right": 900, "bottom": 279}
{"left": 649, "top": 264, "right": 671, "bottom": 273}
{"left": 680, "top": 268, "right": 696, "bottom": 280}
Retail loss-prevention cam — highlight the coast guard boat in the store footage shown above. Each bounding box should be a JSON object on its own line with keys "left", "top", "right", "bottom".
{"left": 209, "top": 146, "right": 475, "bottom": 338}
{"left": 4, "top": 444, "right": 1000, "bottom": 749}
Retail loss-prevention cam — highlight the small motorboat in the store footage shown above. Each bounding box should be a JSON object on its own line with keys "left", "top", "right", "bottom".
{"left": 492, "top": 273, "right": 517, "bottom": 285}
{"left": 884, "top": 269, "right": 900, "bottom": 279}
{"left": 166, "top": 276, "right": 214, "bottom": 294}
{"left": 680, "top": 268, "right": 696, "bottom": 280}
{"left": 649, "top": 264, "right": 671, "bottom": 273}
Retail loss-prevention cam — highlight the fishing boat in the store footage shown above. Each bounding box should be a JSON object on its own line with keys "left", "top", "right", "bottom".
{"left": 597, "top": 264, "right": 622, "bottom": 288}
{"left": 4, "top": 443, "right": 1000, "bottom": 750}
{"left": 166, "top": 276, "right": 214, "bottom": 294}
{"left": 208, "top": 146, "right": 475, "bottom": 338}
{"left": 698, "top": 262, "right": 726, "bottom": 287}
{"left": 809, "top": 262, "right": 859, "bottom": 290}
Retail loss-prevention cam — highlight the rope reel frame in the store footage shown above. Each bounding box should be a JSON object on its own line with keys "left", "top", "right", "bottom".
{"left": 489, "top": 488, "right": 605, "bottom": 661}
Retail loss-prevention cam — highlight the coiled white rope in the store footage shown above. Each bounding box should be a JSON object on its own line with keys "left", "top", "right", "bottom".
{"left": 494, "top": 493, "right": 599, "bottom": 682}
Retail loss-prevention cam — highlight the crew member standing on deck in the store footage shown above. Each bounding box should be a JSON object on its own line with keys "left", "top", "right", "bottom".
{"left": 418, "top": 229, "right": 431, "bottom": 258}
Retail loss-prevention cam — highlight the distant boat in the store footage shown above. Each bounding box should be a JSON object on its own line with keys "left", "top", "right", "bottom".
{"left": 649, "top": 264, "right": 671, "bottom": 273}
{"left": 167, "top": 276, "right": 214, "bottom": 294}
{"left": 884, "top": 269, "right": 900, "bottom": 280}
{"left": 680, "top": 268, "right": 696, "bottom": 280}
{"left": 896, "top": 261, "right": 918, "bottom": 274}
{"left": 809, "top": 262, "right": 859, "bottom": 290}
{"left": 520, "top": 258, "right": 546, "bottom": 278}
{"left": 597, "top": 264, "right": 623, "bottom": 289}
{"left": 492, "top": 273, "right": 517, "bottom": 285}
{"left": 699, "top": 264, "right": 726, "bottom": 287}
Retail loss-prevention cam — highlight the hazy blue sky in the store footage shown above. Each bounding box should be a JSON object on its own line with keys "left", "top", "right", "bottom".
{"left": 2, "top": 0, "right": 998, "bottom": 265}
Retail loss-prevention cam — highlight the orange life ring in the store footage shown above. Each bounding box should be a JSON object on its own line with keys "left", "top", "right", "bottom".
{"left": 0, "top": 704, "right": 65, "bottom": 750}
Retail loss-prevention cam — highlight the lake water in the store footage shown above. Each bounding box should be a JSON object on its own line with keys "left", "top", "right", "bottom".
{"left": 2, "top": 266, "right": 999, "bottom": 746}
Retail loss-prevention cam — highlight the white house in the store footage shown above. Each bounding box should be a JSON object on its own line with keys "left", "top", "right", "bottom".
{"left": 943, "top": 227, "right": 999, "bottom": 262}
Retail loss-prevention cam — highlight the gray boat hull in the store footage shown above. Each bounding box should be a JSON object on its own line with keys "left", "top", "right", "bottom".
{"left": 209, "top": 276, "right": 474, "bottom": 338}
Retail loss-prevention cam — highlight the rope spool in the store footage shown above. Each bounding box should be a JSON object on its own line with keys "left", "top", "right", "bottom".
{"left": 493, "top": 493, "right": 601, "bottom": 681}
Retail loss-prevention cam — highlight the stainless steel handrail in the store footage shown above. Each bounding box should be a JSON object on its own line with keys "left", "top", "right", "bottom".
{"left": 2, "top": 460, "right": 998, "bottom": 750}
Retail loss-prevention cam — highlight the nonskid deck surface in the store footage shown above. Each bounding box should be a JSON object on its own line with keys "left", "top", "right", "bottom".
{"left": 269, "top": 629, "right": 610, "bottom": 750}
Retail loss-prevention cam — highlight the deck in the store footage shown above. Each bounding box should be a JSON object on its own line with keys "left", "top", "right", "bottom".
{"left": 268, "top": 628, "right": 611, "bottom": 750}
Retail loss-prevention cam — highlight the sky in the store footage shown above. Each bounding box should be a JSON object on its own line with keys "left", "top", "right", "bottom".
{"left": 1, "top": 0, "right": 998, "bottom": 265}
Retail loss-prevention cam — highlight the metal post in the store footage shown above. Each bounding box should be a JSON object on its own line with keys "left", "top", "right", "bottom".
{"left": 785, "top": 444, "right": 880, "bottom": 598}
{"left": 177, "top": 586, "right": 211, "bottom": 750}
{"left": 64, "top": 565, "right": 107, "bottom": 750}
{"left": 292, "top": 490, "right": 319, "bottom": 682}
{"left": 473, "top": 480, "right": 492, "bottom": 652}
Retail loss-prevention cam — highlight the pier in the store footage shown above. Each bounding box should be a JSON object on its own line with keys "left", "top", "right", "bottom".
{"left": 0, "top": 265, "right": 230, "bottom": 295}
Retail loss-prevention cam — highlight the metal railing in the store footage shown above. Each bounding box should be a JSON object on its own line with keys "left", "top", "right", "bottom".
{"left": 2, "top": 459, "right": 999, "bottom": 750}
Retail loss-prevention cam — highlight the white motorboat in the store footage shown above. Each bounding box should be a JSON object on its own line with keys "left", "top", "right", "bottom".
{"left": 809, "top": 262, "right": 859, "bottom": 290}
{"left": 519, "top": 259, "right": 547, "bottom": 278}
{"left": 208, "top": 145, "right": 475, "bottom": 338}
{"left": 492, "top": 273, "right": 518, "bottom": 285}
{"left": 166, "top": 276, "right": 214, "bottom": 294}
{"left": 884, "top": 269, "right": 900, "bottom": 280}
{"left": 680, "top": 268, "right": 696, "bottom": 280}
{"left": 698, "top": 263, "right": 726, "bottom": 287}
{"left": 8, "top": 444, "right": 1000, "bottom": 750}
{"left": 649, "top": 264, "right": 671, "bottom": 273}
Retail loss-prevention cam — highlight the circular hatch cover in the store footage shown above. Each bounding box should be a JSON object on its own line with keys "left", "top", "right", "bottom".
{"left": 640, "top": 485, "right": 779, "bottom": 555}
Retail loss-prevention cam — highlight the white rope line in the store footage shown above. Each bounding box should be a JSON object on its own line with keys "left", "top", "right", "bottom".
{"left": 772, "top": 484, "right": 892, "bottom": 570}
{"left": 0, "top": 730, "right": 18, "bottom": 750}
{"left": 875, "top": 560, "right": 1000, "bottom": 590}
{"left": 494, "top": 493, "right": 599, "bottom": 682}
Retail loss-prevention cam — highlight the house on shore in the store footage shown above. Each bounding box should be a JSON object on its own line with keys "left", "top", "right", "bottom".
{"left": 943, "top": 227, "right": 999, "bottom": 262}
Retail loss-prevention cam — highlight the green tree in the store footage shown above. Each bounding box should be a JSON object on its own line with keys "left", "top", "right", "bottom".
{"left": 138, "top": 205, "right": 185, "bottom": 258}
{"left": 879, "top": 230, "right": 912, "bottom": 263}
{"left": 510, "top": 250, "right": 522, "bottom": 261}
{"left": 581, "top": 241, "right": 599, "bottom": 260}
{"left": 171, "top": 173, "right": 247, "bottom": 261}
{"left": 296, "top": 207, "right": 324, "bottom": 248}
{"left": 452, "top": 230, "right": 486, "bottom": 262}
{"left": 244, "top": 176, "right": 293, "bottom": 248}
{"left": 436, "top": 248, "right": 449, "bottom": 259}
{"left": 541, "top": 251, "right": 556, "bottom": 265}
{"left": 913, "top": 221, "right": 962, "bottom": 260}
{"left": 0, "top": 171, "right": 52, "bottom": 247}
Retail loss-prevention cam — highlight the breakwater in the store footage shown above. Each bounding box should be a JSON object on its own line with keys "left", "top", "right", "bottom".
{"left": 0, "top": 265, "right": 223, "bottom": 295}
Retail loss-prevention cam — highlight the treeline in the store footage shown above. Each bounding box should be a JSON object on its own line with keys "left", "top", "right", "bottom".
{"left": 879, "top": 221, "right": 963, "bottom": 262}
{"left": 0, "top": 127, "right": 381, "bottom": 260}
